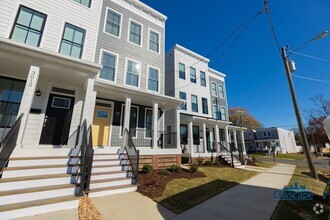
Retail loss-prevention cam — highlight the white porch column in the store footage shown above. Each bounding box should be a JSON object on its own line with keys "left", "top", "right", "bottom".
{"left": 188, "top": 121, "right": 193, "bottom": 156}
{"left": 214, "top": 125, "right": 220, "bottom": 154}
{"left": 202, "top": 123, "right": 207, "bottom": 152}
{"left": 225, "top": 126, "right": 230, "bottom": 149}
{"left": 152, "top": 103, "right": 158, "bottom": 148}
{"left": 123, "top": 97, "right": 131, "bottom": 132}
{"left": 240, "top": 130, "right": 246, "bottom": 154}
{"left": 17, "top": 65, "right": 40, "bottom": 146}
{"left": 175, "top": 110, "right": 180, "bottom": 149}
{"left": 233, "top": 130, "right": 238, "bottom": 149}
{"left": 81, "top": 78, "right": 96, "bottom": 126}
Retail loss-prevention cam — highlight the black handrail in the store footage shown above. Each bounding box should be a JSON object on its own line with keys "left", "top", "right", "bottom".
{"left": 217, "top": 142, "right": 234, "bottom": 167}
{"left": 229, "top": 142, "right": 244, "bottom": 165}
{"left": 0, "top": 113, "right": 24, "bottom": 174}
{"left": 123, "top": 128, "right": 139, "bottom": 184}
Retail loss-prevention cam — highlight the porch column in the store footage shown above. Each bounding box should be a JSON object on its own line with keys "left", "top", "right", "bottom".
{"left": 225, "top": 126, "right": 230, "bottom": 149}
{"left": 123, "top": 97, "right": 131, "bottom": 132}
{"left": 233, "top": 130, "right": 238, "bottom": 149}
{"left": 176, "top": 110, "right": 180, "bottom": 149}
{"left": 202, "top": 123, "right": 207, "bottom": 152}
{"left": 188, "top": 121, "right": 193, "bottom": 156}
{"left": 152, "top": 103, "right": 158, "bottom": 148}
{"left": 240, "top": 130, "right": 246, "bottom": 154}
{"left": 17, "top": 65, "right": 40, "bottom": 146}
{"left": 81, "top": 78, "right": 96, "bottom": 126}
{"left": 214, "top": 125, "right": 220, "bottom": 154}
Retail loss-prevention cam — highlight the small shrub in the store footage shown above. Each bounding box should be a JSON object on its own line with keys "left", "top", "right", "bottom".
{"left": 204, "top": 160, "right": 212, "bottom": 165}
{"left": 195, "top": 157, "right": 204, "bottom": 165}
{"left": 190, "top": 164, "right": 199, "bottom": 172}
{"left": 142, "top": 164, "right": 153, "bottom": 173}
{"left": 252, "top": 155, "right": 256, "bottom": 162}
{"left": 168, "top": 164, "right": 181, "bottom": 173}
{"left": 158, "top": 169, "right": 171, "bottom": 176}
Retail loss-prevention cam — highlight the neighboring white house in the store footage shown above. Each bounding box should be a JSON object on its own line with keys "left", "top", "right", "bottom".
{"left": 324, "top": 115, "right": 330, "bottom": 141}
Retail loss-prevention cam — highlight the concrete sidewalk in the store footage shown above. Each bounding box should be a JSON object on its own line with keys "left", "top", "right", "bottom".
{"left": 171, "top": 163, "right": 296, "bottom": 220}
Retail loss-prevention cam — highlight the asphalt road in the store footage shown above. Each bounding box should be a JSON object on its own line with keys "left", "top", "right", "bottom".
{"left": 258, "top": 156, "right": 330, "bottom": 170}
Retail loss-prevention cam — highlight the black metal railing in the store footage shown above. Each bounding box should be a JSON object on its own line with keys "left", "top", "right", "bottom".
{"left": 129, "top": 128, "right": 153, "bottom": 147}
{"left": 229, "top": 142, "right": 244, "bottom": 165}
{"left": 0, "top": 113, "right": 23, "bottom": 174}
{"left": 76, "top": 120, "right": 94, "bottom": 196}
{"left": 217, "top": 142, "right": 234, "bottom": 167}
{"left": 158, "top": 131, "right": 177, "bottom": 149}
{"left": 0, "top": 114, "right": 19, "bottom": 144}
{"left": 123, "top": 128, "right": 139, "bottom": 184}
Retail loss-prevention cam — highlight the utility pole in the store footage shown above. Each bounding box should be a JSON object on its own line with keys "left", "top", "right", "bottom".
{"left": 281, "top": 47, "right": 318, "bottom": 179}
{"left": 237, "top": 110, "right": 245, "bottom": 127}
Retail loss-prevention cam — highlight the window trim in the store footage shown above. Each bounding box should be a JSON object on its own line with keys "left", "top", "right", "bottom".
{"left": 124, "top": 57, "right": 141, "bottom": 89}
{"left": 147, "top": 28, "right": 161, "bottom": 54}
{"left": 59, "top": 22, "right": 86, "bottom": 59}
{"left": 190, "top": 67, "right": 196, "bottom": 83}
{"left": 71, "top": 0, "right": 92, "bottom": 8}
{"left": 191, "top": 94, "right": 198, "bottom": 113}
{"left": 200, "top": 71, "right": 206, "bottom": 87}
{"left": 144, "top": 108, "right": 153, "bottom": 139}
{"left": 98, "top": 49, "right": 119, "bottom": 83}
{"left": 146, "top": 65, "right": 160, "bottom": 93}
{"left": 119, "top": 104, "right": 139, "bottom": 138}
{"left": 211, "top": 81, "right": 217, "bottom": 96}
{"left": 10, "top": 5, "right": 47, "bottom": 47}
{"left": 218, "top": 84, "right": 225, "bottom": 99}
{"left": 127, "top": 18, "right": 143, "bottom": 47}
{"left": 179, "top": 62, "right": 186, "bottom": 80}
{"left": 103, "top": 7, "right": 123, "bottom": 39}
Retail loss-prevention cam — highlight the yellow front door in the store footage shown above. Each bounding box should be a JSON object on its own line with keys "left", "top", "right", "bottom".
{"left": 92, "top": 107, "right": 112, "bottom": 146}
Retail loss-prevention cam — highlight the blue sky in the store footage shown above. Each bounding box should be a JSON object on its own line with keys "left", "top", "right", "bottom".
{"left": 141, "top": 0, "right": 330, "bottom": 130}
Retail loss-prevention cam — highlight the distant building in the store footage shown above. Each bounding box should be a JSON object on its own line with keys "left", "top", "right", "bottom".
{"left": 244, "top": 127, "right": 297, "bottom": 154}
{"left": 324, "top": 115, "right": 330, "bottom": 142}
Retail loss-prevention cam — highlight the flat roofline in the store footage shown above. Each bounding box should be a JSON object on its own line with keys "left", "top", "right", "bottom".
{"left": 169, "top": 44, "right": 210, "bottom": 63}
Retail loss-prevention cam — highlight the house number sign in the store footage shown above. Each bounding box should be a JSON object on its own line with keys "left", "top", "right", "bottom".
{"left": 28, "top": 71, "right": 36, "bottom": 87}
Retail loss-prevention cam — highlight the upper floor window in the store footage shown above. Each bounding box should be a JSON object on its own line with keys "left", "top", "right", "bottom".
{"left": 220, "top": 107, "right": 226, "bottom": 121}
{"left": 179, "top": 91, "right": 187, "bottom": 110}
{"left": 100, "top": 51, "right": 116, "bottom": 82}
{"left": 219, "top": 84, "right": 225, "bottom": 98}
{"left": 149, "top": 30, "right": 159, "bottom": 53}
{"left": 73, "top": 0, "right": 91, "bottom": 7}
{"left": 129, "top": 20, "right": 142, "bottom": 45}
{"left": 11, "top": 6, "right": 46, "bottom": 47}
{"left": 263, "top": 131, "right": 271, "bottom": 137}
{"left": 125, "top": 59, "right": 140, "bottom": 87}
{"left": 179, "top": 63, "right": 185, "bottom": 79}
{"left": 59, "top": 23, "right": 85, "bottom": 58}
{"left": 148, "top": 67, "right": 159, "bottom": 92}
{"left": 191, "top": 95, "right": 198, "bottom": 112}
{"left": 211, "top": 82, "right": 217, "bottom": 96}
{"left": 213, "top": 100, "right": 220, "bottom": 120}
{"left": 202, "top": 98, "right": 208, "bottom": 114}
{"left": 105, "top": 9, "right": 121, "bottom": 37}
{"left": 200, "top": 71, "right": 206, "bottom": 87}
{"left": 190, "top": 67, "right": 196, "bottom": 83}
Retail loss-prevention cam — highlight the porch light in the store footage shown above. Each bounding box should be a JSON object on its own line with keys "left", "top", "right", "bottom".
{"left": 35, "top": 89, "right": 42, "bottom": 97}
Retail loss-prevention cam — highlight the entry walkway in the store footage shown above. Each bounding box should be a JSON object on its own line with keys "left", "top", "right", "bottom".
{"left": 171, "top": 163, "right": 296, "bottom": 220}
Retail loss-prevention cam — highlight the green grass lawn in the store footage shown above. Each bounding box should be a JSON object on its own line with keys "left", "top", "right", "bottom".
{"left": 271, "top": 166, "right": 330, "bottom": 219}
{"left": 156, "top": 167, "right": 257, "bottom": 213}
{"left": 254, "top": 161, "right": 276, "bottom": 168}
{"left": 275, "top": 153, "right": 307, "bottom": 160}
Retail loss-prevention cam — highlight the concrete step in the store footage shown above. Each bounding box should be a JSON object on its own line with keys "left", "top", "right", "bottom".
{"left": 90, "top": 177, "right": 132, "bottom": 190}
{"left": 0, "top": 195, "right": 79, "bottom": 220}
{"left": 88, "top": 184, "right": 137, "bottom": 198}
{"left": 90, "top": 171, "right": 129, "bottom": 181}
{"left": 2, "top": 165, "right": 79, "bottom": 178}
{"left": 93, "top": 153, "right": 127, "bottom": 160}
{"left": 92, "top": 164, "right": 129, "bottom": 173}
{"left": 93, "top": 159, "right": 129, "bottom": 166}
{"left": 8, "top": 158, "right": 80, "bottom": 167}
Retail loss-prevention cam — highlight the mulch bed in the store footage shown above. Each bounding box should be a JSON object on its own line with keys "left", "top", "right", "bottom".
{"left": 78, "top": 196, "right": 102, "bottom": 220}
{"left": 137, "top": 169, "right": 206, "bottom": 200}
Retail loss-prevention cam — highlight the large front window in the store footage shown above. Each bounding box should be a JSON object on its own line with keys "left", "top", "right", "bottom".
{"left": 179, "top": 63, "right": 185, "bottom": 79}
{"left": 148, "top": 67, "right": 159, "bottom": 92}
{"left": 145, "top": 109, "right": 152, "bottom": 138}
{"left": 125, "top": 60, "right": 140, "bottom": 87}
{"left": 121, "top": 106, "right": 138, "bottom": 137}
{"left": 105, "top": 9, "right": 121, "bottom": 37}
{"left": 0, "top": 77, "right": 25, "bottom": 128}
{"left": 190, "top": 67, "right": 196, "bottom": 83}
{"left": 180, "top": 124, "right": 188, "bottom": 145}
{"left": 100, "top": 51, "right": 116, "bottom": 81}
{"left": 11, "top": 6, "right": 46, "bottom": 47}
{"left": 129, "top": 21, "right": 141, "bottom": 45}
{"left": 191, "top": 95, "right": 198, "bottom": 112}
{"left": 193, "top": 126, "right": 200, "bottom": 145}
{"left": 59, "top": 23, "right": 85, "bottom": 58}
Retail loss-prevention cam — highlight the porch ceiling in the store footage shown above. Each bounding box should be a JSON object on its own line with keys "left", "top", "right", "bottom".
{"left": 95, "top": 79, "right": 182, "bottom": 110}
{"left": 180, "top": 114, "right": 232, "bottom": 128}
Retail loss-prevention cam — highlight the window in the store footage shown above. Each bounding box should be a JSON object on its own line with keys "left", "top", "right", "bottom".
{"left": 145, "top": 109, "right": 152, "bottom": 138}
{"left": 179, "top": 63, "right": 185, "bottom": 79}
{"left": 125, "top": 60, "right": 140, "bottom": 87}
{"left": 263, "top": 131, "right": 271, "bottom": 137}
{"left": 200, "top": 71, "right": 206, "bottom": 86}
{"left": 149, "top": 30, "right": 159, "bottom": 52}
{"left": 52, "top": 97, "right": 71, "bottom": 109}
{"left": 180, "top": 124, "right": 188, "bottom": 145}
{"left": 105, "top": 9, "right": 121, "bottom": 37}
{"left": 121, "top": 106, "right": 138, "bottom": 137}
{"left": 60, "top": 23, "right": 85, "bottom": 58}
{"left": 202, "top": 98, "right": 208, "bottom": 114}
{"left": 73, "top": 0, "right": 91, "bottom": 7}
{"left": 0, "top": 77, "right": 25, "bottom": 128}
{"left": 190, "top": 67, "right": 196, "bottom": 83}
{"left": 193, "top": 126, "right": 200, "bottom": 145}
{"left": 219, "top": 84, "right": 225, "bottom": 98}
{"left": 220, "top": 107, "right": 226, "bottom": 121}
{"left": 213, "top": 100, "right": 220, "bottom": 120}
{"left": 11, "top": 6, "right": 46, "bottom": 47}
{"left": 211, "top": 82, "right": 217, "bottom": 96}
{"left": 129, "top": 21, "right": 141, "bottom": 45}
{"left": 179, "top": 91, "right": 187, "bottom": 110}
{"left": 148, "top": 67, "right": 159, "bottom": 92}
{"left": 97, "top": 110, "right": 108, "bottom": 118}
{"left": 100, "top": 51, "right": 116, "bottom": 81}
{"left": 191, "top": 95, "right": 198, "bottom": 112}
{"left": 166, "top": 126, "right": 172, "bottom": 145}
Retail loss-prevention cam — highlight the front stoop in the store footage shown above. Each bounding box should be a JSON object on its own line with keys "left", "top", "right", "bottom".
{"left": 219, "top": 152, "right": 245, "bottom": 168}
{"left": 88, "top": 149, "right": 137, "bottom": 198}
{"left": 0, "top": 156, "right": 81, "bottom": 220}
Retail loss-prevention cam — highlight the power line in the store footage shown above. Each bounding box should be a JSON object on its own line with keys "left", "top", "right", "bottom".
{"left": 263, "top": 0, "right": 281, "bottom": 55}
{"left": 288, "top": 50, "right": 330, "bottom": 63}
{"left": 292, "top": 74, "right": 330, "bottom": 83}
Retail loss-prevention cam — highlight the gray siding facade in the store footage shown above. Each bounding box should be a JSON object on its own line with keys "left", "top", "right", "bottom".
{"left": 209, "top": 76, "right": 228, "bottom": 121}
{"left": 256, "top": 128, "right": 279, "bottom": 140}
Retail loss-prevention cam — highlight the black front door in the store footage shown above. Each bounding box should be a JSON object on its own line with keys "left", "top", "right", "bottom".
{"left": 40, "top": 93, "right": 75, "bottom": 145}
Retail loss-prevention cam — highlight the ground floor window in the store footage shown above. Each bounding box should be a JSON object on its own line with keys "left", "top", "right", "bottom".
{"left": 193, "top": 125, "right": 200, "bottom": 145}
{"left": 0, "top": 76, "right": 25, "bottom": 128}
{"left": 180, "top": 124, "right": 188, "bottom": 145}
{"left": 121, "top": 105, "right": 138, "bottom": 137}
{"left": 145, "top": 109, "right": 152, "bottom": 138}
